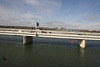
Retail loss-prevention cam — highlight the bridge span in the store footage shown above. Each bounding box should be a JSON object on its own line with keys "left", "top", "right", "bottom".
{"left": 0, "top": 28, "right": 100, "bottom": 48}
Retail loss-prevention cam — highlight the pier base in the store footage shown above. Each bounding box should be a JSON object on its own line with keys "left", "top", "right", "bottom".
{"left": 23, "top": 36, "right": 33, "bottom": 45}
{"left": 79, "top": 39, "right": 86, "bottom": 48}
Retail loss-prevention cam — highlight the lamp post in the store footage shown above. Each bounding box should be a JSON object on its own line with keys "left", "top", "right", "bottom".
{"left": 35, "top": 22, "right": 39, "bottom": 36}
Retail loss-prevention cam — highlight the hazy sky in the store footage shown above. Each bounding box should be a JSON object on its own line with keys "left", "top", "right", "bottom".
{"left": 0, "top": 0, "right": 100, "bottom": 28}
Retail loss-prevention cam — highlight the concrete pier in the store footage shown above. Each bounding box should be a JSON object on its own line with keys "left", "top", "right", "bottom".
{"left": 23, "top": 36, "right": 33, "bottom": 45}
{"left": 79, "top": 39, "right": 86, "bottom": 48}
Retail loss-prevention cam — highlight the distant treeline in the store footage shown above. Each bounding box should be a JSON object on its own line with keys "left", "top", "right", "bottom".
{"left": 0, "top": 25, "right": 62, "bottom": 30}
{"left": 69, "top": 29, "right": 100, "bottom": 33}
{"left": 0, "top": 25, "right": 35, "bottom": 29}
{"left": 0, "top": 25, "right": 100, "bottom": 33}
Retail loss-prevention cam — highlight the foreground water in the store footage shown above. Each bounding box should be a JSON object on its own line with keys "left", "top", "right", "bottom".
{"left": 0, "top": 35, "right": 100, "bottom": 67}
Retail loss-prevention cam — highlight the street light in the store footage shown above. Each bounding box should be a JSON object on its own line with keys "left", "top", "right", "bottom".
{"left": 35, "top": 22, "right": 39, "bottom": 36}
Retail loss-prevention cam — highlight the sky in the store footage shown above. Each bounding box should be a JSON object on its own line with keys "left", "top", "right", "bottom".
{"left": 0, "top": 0, "right": 100, "bottom": 30}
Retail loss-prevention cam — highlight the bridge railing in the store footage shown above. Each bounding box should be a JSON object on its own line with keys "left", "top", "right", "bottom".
{"left": 0, "top": 28, "right": 100, "bottom": 36}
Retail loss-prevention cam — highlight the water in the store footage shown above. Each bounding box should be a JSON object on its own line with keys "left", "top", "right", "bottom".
{"left": 0, "top": 35, "right": 100, "bottom": 67}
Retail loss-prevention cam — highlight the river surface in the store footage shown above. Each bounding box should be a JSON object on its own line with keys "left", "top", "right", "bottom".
{"left": 0, "top": 35, "right": 100, "bottom": 67}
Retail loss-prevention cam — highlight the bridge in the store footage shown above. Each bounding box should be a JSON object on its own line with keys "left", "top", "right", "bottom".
{"left": 0, "top": 28, "right": 100, "bottom": 48}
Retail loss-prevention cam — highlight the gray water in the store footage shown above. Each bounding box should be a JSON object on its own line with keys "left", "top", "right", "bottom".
{"left": 0, "top": 35, "right": 100, "bottom": 67}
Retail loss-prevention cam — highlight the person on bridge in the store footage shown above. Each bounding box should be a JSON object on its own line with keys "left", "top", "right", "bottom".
{"left": 71, "top": 40, "right": 74, "bottom": 44}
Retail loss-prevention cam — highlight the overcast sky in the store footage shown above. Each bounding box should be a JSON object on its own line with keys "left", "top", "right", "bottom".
{"left": 0, "top": 0, "right": 100, "bottom": 29}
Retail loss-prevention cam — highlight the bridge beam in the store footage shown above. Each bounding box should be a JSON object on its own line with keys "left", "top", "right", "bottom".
{"left": 78, "top": 39, "right": 86, "bottom": 48}
{"left": 23, "top": 36, "right": 33, "bottom": 45}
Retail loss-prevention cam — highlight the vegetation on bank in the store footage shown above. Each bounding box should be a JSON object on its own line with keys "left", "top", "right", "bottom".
{"left": 0, "top": 25, "right": 100, "bottom": 33}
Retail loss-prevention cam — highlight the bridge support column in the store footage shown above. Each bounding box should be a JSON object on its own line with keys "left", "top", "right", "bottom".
{"left": 23, "top": 36, "right": 33, "bottom": 45}
{"left": 79, "top": 39, "right": 86, "bottom": 48}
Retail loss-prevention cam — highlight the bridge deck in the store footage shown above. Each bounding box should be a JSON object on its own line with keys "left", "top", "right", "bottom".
{"left": 0, "top": 28, "right": 100, "bottom": 40}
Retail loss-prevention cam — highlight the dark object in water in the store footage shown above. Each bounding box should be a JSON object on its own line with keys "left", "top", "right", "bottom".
{"left": 2, "top": 56, "right": 7, "bottom": 61}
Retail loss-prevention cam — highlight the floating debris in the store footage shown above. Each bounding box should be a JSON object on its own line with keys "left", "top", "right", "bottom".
{"left": 2, "top": 56, "right": 7, "bottom": 61}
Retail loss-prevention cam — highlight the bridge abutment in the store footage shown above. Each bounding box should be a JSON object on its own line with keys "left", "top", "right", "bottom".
{"left": 23, "top": 36, "right": 33, "bottom": 45}
{"left": 78, "top": 39, "right": 86, "bottom": 48}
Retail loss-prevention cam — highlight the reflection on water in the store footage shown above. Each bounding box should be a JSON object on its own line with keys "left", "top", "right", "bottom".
{"left": 23, "top": 44, "right": 34, "bottom": 57}
{"left": 0, "top": 35, "right": 100, "bottom": 67}
{"left": 77, "top": 47, "right": 85, "bottom": 67}
{"left": 80, "top": 48, "right": 85, "bottom": 59}
{"left": 78, "top": 47, "right": 85, "bottom": 60}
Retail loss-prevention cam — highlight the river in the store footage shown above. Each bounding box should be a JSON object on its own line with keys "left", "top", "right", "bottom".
{"left": 0, "top": 35, "right": 100, "bottom": 67}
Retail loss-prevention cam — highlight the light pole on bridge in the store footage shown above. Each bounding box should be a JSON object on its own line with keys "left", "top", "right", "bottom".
{"left": 35, "top": 22, "right": 39, "bottom": 36}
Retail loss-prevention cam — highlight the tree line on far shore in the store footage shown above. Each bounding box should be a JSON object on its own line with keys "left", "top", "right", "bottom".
{"left": 0, "top": 25, "right": 100, "bottom": 33}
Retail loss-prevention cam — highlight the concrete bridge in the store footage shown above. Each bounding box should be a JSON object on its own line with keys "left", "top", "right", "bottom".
{"left": 0, "top": 28, "right": 100, "bottom": 48}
